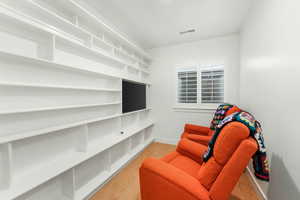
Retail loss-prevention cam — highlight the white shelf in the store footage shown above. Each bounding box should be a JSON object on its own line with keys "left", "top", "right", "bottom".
{"left": 64, "top": 0, "right": 151, "bottom": 61}
{"left": 114, "top": 49, "right": 136, "bottom": 65}
{"left": 0, "top": 122, "right": 153, "bottom": 199}
{"left": 0, "top": 114, "right": 122, "bottom": 144}
{"left": 121, "top": 122, "right": 154, "bottom": 140}
{"left": 87, "top": 122, "right": 154, "bottom": 158}
{"left": 0, "top": 49, "right": 150, "bottom": 85}
{"left": 141, "top": 69, "right": 150, "bottom": 75}
{"left": 33, "top": 1, "right": 150, "bottom": 64}
{"left": 14, "top": 169, "right": 75, "bottom": 200}
{"left": 122, "top": 108, "right": 152, "bottom": 117}
{"left": 0, "top": 102, "right": 121, "bottom": 115}
{"left": 111, "top": 137, "right": 153, "bottom": 174}
{"left": 0, "top": 50, "right": 120, "bottom": 80}
{"left": 75, "top": 138, "right": 154, "bottom": 200}
{"left": 131, "top": 132, "right": 144, "bottom": 152}
{"left": 127, "top": 63, "right": 141, "bottom": 71}
{"left": 0, "top": 1, "right": 153, "bottom": 200}
{"left": 55, "top": 34, "right": 142, "bottom": 75}
{"left": 92, "top": 36, "right": 114, "bottom": 55}
{"left": 118, "top": 48, "right": 136, "bottom": 61}
{"left": 0, "top": 2, "right": 82, "bottom": 47}
{"left": 55, "top": 36, "right": 124, "bottom": 69}
{"left": 24, "top": 0, "right": 91, "bottom": 45}
{"left": 75, "top": 171, "right": 110, "bottom": 200}
{"left": 8, "top": 151, "right": 82, "bottom": 200}
{"left": 21, "top": 0, "right": 149, "bottom": 69}
{"left": 0, "top": 4, "right": 151, "bottom": 84}
{"left": 0, "top": 82, "right": 121, "bottom": 92}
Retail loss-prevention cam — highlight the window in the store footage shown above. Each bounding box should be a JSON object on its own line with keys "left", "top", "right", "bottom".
{"left": 176, "top": 65, "right": 224, "bottom": 108}
{"left": 201, "top": 68, "right": 224, "bottom": 103}
{"left": 177, "top": 70, "right": 197, "bottom": 103}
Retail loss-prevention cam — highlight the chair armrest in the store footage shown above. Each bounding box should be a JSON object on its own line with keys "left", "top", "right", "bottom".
{"left": 176, "top": 138, "right": 207, "bottom": 163}
{"left": 140, "top": 157, "right": 210, "bottom": 200}
{"left": 184, "top": 124, "right": 210, "bottom": 135}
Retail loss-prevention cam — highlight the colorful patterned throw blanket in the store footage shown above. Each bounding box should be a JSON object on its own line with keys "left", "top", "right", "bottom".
{"left": 204, "top": 111, "right": 270, "bottom": 181}
{"left": 210, "top": 103, "right": 234, "bottom": 130}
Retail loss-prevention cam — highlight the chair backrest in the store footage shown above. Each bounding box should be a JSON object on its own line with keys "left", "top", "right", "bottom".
{"left": 207, "top": 105, "right": 241, "bottom": 136}
{"left": 209, "top": 105, "right": 241, "bottom": 131}
{"left": 197, "top": 122, "right": 258, "bottom": 200}
{"left": 226, "top": 105, "right": 241, "bottom": 116}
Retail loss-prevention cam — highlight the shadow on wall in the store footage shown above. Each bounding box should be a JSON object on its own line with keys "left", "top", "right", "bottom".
{"left": 268, "top": 154, "right": 300, "bottom": 200}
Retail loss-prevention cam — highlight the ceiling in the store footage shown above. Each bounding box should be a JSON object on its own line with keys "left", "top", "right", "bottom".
{"left": 81, "top": 0, "right": 252, "bottom": 49}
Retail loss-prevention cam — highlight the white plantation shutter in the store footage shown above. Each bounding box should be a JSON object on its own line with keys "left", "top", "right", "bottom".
{"left": 177, "top": 71, "right": 197, "bottom": 103}
{"left": 176, "top": 65, "right": 224, "bottom": 107}
{"left": 201, "top": 67, "right": 224, "bottom": 103}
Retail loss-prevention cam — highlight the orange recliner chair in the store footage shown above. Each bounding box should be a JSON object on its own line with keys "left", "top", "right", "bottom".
{"left": 140, "top": 122, "right": 258, "bottom": 200}
{"left": 181, "top": 105, "right": 240, "bottom": 145}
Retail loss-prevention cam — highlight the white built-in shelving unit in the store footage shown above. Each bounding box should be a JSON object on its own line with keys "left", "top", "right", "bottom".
{"left": 0, "top": 0, "right": 153, "bottom": 199}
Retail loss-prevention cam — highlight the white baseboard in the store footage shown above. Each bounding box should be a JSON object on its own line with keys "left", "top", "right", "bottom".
{"left": 155, "top": 138, "right": 178, "bottom": 145}
{"left": 246, "top": 167, "right": 268, "bottom": 200}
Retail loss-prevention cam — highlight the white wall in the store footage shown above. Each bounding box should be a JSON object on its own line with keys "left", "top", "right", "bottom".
{"left": 240, "top": 0, "right": 300, "bottom": 199}
{"left": 149, "top": 34, "right": 240, "bottom": 144}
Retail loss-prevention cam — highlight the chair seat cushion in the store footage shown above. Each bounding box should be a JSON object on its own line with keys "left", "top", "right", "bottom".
{"left": 161, "top": 152, "right": 201, "bottom": 178}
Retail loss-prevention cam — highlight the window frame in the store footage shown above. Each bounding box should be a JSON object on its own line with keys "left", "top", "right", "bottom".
{"left": 174, "top": 65, "right": 225, "bottom": 111}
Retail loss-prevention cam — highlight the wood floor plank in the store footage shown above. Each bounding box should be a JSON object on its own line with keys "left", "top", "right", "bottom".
{"left": 90, "top": 142, "right": 259, "bottom": 200}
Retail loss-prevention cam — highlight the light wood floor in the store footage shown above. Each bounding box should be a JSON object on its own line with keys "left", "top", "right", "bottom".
{"left": 90, "top": 142, "right": 259, "bottom": 200}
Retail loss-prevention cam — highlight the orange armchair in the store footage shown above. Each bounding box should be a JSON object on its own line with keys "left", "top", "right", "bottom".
{"left": 181, "top": 105, "right": 241, "bottom": 145}
{"left": 140, "top": 122, "right": 258, "bottom": 200}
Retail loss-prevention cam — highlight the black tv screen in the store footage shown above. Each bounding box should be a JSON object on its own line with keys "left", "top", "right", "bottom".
{"left": 122, "top": 80, "right": 146, "bottom": 113}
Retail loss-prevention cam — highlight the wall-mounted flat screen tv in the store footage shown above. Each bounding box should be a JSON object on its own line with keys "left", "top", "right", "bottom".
{"left": 122, "top": 80, "right": 146, "bottom": 113}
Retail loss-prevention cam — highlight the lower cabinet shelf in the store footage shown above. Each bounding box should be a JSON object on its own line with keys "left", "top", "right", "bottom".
{"left": 0, "top": 123, "right": 154, "bottom": 200}
{"left": 74, "top": 150, "right": 110, "bottom": 200}
{"left": 76, "top": 138, "right": 154, "bottom": 200}
{"left": 75, "top": 171, "right": 111, "bottom": 200}
{"left": 15, "top": 170, "right": 75, "bottom": 200}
